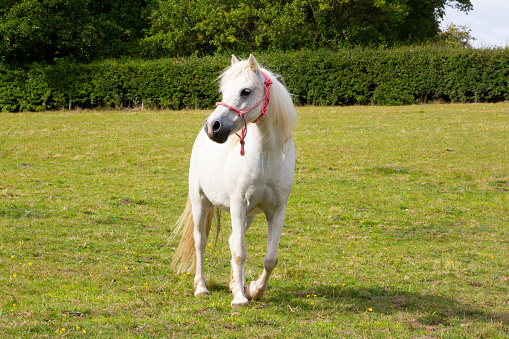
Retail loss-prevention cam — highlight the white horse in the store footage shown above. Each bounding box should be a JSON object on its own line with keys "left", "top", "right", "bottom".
{"left": 172, "top": 54, "right": 298, "bottom": 309}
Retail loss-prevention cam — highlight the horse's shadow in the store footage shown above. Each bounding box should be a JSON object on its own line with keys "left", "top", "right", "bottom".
{"left": 277, "top": 284, "right": 508, "bottom": 327}
{"left": 209, "top": 282, "right": 508, "bottom": 327}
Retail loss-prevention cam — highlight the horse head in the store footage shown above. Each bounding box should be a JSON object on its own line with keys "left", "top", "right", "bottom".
{"left": 204, "top": 54, "right": 268, "bottom": 145}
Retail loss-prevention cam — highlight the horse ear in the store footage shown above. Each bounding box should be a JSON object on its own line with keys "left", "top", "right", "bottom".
{"left": 247, "top": 54, "right": 259, "bottom": 73}
{"left": 231, "top": 55, "right": 239, "bottom": 65}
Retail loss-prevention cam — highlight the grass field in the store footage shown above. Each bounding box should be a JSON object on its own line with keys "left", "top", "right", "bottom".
{"left": 1, "top": 103, "right": 508, "bottom": 338}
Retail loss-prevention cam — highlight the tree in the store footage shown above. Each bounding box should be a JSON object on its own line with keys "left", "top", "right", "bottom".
{"left": 0, "top": 0, "right": 474, "bottom": 64}
{"left": 0, "top": 0, "right": 154, "bottom": 64}
{"left": 439, "top": 23, "right": 476, "bottom": 48}
{"left": 143, "top": 0, "right": 473, "bottom": 57}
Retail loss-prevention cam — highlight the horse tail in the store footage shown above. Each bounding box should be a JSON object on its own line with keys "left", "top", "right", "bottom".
{"left": 171, "top": 196, "right": 218, "bottom": 274}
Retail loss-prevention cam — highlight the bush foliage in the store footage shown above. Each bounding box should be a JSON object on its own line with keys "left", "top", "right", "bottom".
{"left": 1, "top": 46, "right": 509, "bottom": 112}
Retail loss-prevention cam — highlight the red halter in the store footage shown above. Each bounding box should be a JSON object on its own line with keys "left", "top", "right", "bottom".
{"left": 215, "top": 71, "right": 272, "bottom": 156}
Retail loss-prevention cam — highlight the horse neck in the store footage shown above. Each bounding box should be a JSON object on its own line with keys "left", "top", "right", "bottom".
{"left": 249, "top": 115, "right": 286, "bottom": 153}
{"left": 244, "top": 75, "right": 296, "bottom": 154}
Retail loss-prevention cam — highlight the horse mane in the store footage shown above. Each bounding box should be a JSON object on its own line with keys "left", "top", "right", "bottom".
{"left": 218, "top": 60, "right": 298, "bottom": 145}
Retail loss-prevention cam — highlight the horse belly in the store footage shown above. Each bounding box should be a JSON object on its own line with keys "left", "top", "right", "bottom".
{"left": 248, "top": 207, "right": 263, "bottom": 216}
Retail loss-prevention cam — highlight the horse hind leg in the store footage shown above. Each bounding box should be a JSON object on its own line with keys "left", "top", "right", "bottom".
{"left": 245, "top": 207, "right": 286, "bottom": 301}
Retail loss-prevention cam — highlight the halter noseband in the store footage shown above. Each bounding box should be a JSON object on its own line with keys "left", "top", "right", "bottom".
{"left": 215, "top": 71, "right": 272, "bottom": 156}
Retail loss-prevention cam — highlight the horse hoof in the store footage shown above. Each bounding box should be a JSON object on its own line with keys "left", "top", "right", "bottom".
{"left": 194, "top": 288, "right": 209, "bottom": 297}
{"left": 245, "top": 281, "right": 265, "bottom": 300}
{"left": 231, "top": 298, "right": 249, "bottom": 309}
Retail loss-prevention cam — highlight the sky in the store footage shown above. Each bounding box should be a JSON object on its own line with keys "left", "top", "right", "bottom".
{"left": 442, "top": 0, "right": 509, "bottom": 48}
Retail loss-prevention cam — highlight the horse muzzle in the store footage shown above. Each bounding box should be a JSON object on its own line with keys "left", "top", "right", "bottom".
{"left": 204, "top": 118, "right": 231, "bottom": 144}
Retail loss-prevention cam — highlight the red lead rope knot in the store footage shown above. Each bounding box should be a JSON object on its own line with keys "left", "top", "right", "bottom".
{"left": 215, "top": 71, "right": 272, "bottom": 156}
{"left": 236, "top": 119, "right": 247, "bottom": 156}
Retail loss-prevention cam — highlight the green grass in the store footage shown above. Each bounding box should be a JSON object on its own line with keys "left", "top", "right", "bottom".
{"left": 1, "top": 104, "right": 508, "bottom": 338}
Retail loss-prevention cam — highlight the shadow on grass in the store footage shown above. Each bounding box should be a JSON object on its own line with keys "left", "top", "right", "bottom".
{"left": 207, "top": 281, "right": 231, "bottom": 294}
{"left": 203, "top": 275, "right": 508, "bottom": 328}
{"left": 264, "top": 284, "right": 509, "bottom": 327}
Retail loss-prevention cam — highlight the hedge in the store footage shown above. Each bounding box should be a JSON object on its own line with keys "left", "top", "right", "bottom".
{"left": 1, "top": 46, "right": 509, "bottom": 112}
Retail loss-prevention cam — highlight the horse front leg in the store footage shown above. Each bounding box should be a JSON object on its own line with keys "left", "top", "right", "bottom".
{"left": 229, "top": 202, "right": 249, "bottom": 309}
{"left": 245, "top": 205, "right": 286, "bottom": 301}
{"left": 229, "top": 215, "right": 255, "bottom": 291}
{"left": 192, "top": 197, "right": 212, "bottom": 297}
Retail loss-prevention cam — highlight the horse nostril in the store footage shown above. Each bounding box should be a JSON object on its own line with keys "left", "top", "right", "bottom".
{"left": 212, "top": 120, "right": 221, "bottom": 133}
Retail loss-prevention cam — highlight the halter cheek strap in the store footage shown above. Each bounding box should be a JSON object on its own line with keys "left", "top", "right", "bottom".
{"left": 215, "top": 71, "right": 272, "bottom": 156}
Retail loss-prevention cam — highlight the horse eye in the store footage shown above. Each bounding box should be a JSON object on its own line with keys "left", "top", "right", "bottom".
{"left": 240, "top": 88, "right": 251, "bottom": 96}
